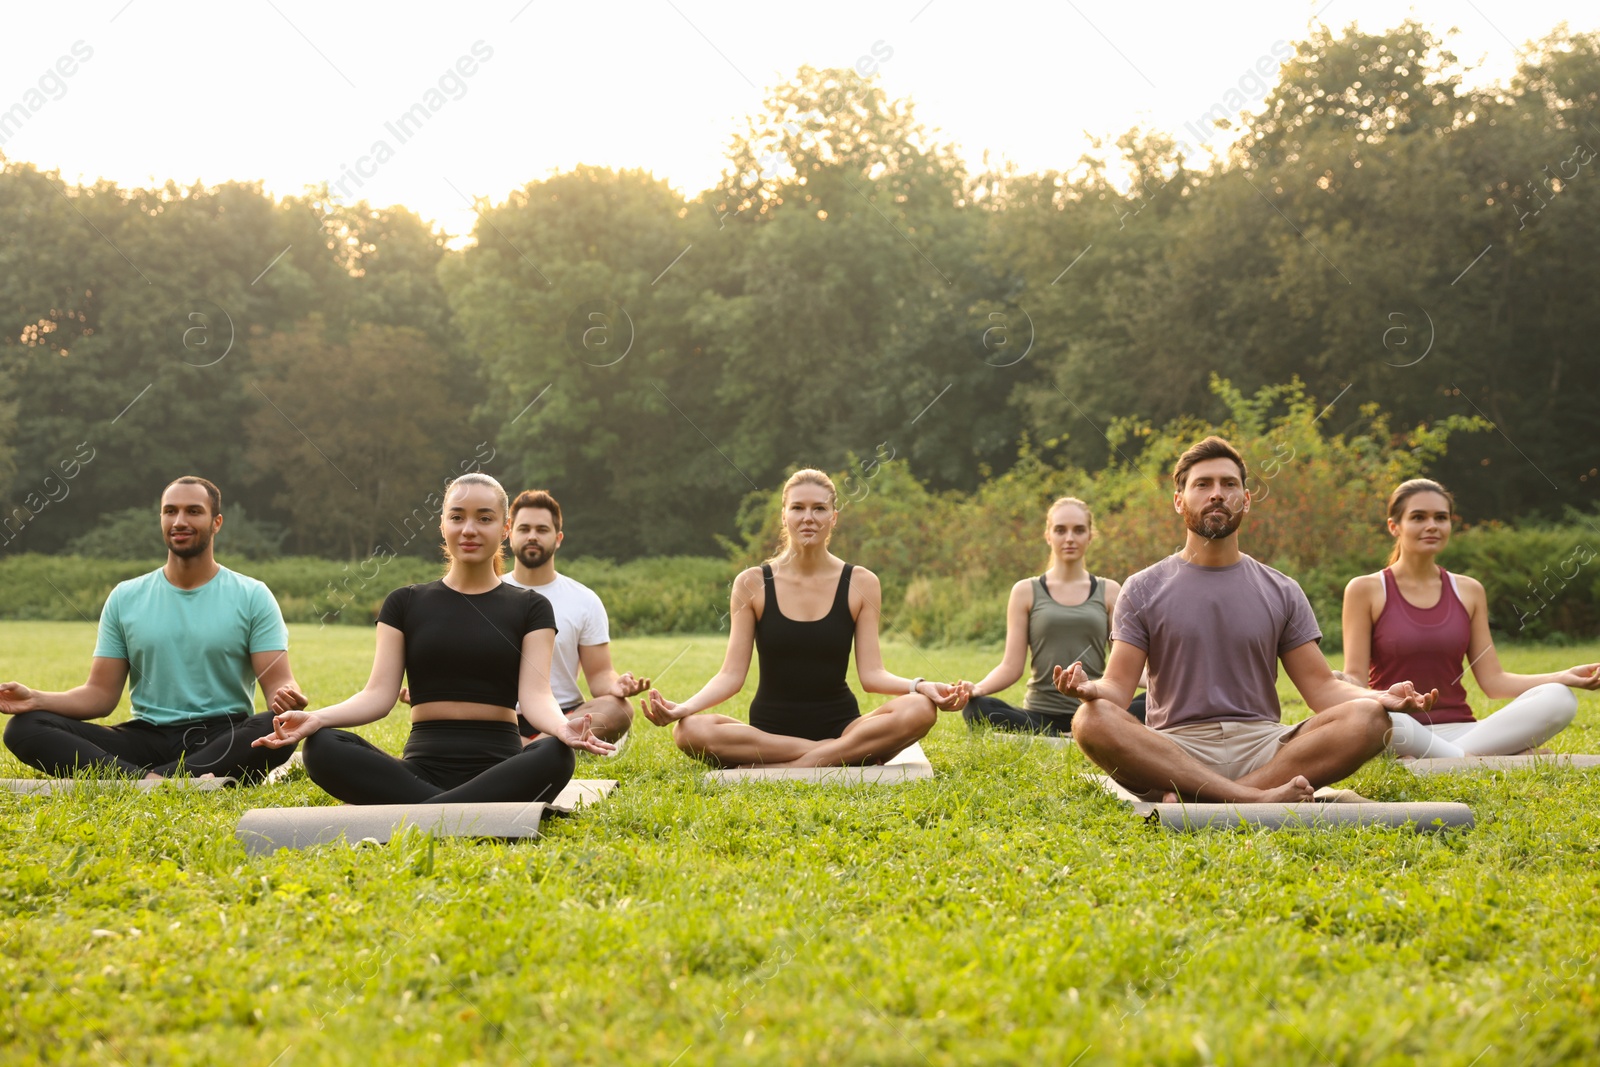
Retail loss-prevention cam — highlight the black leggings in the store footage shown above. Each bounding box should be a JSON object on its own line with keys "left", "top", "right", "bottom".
{"left": 963, "top": 693, "right": 1148, "bottom": 735}
{"left": 301, "top": 719, "right": 575, "bottom": 805}
{"left": 3, "top": 710, "right": 291, "bottom": 780}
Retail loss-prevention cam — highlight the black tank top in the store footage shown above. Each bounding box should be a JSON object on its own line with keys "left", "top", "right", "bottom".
{"left": 747, "top": 562, "right": 861, "bottom": 741}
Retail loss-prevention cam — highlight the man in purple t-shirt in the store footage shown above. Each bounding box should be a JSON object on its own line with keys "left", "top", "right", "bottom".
{"left": 1055, "top": 436, "right": 1437, "bottom": 802}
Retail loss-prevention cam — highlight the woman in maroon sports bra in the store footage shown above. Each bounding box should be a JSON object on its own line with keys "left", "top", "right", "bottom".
{"left": 640, "top": 469, "right": 967, "bottom": 767}
{"left": 1341, "top": 478, "right": 1599, "bottom": 758}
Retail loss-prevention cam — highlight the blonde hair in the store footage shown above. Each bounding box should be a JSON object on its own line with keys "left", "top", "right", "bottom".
{"left": 441, "top": 472, "right": 509, "bottom": 576}
{"left": 1044, "top": 496, "right": 1094, "bottom": 533}
{"left": 769, "top": 468, "right": 838, "bottom": 563}
{"left": 1043, "top": 496, "right": 1095, "bottom": 569}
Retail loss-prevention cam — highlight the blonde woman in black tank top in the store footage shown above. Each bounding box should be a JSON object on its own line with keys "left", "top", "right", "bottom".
{"left": 959, "top": 497, "right": 1145, "bottom": 734}
{"left": 640, "top": 469, "right": 968, "bottom": 767}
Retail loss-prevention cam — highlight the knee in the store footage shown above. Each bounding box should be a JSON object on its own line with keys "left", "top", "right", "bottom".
{"left": 4, "top": 710, "right": 51, "bottom": 754}
{"left": 1069, "top": 700, "right": 1117, "bottom": 747}
{"left": 300, "top": 728, "right": 341, "bottom": 777}
{"left": 672, "top": 714, "right": 710, "bottom": 754}
{"left": 904, "top": 695, "right": 938, "bottom": 737}
{"left": 595, "top": 694, "right": 634, "bottom": 734}
{"left": 1536, "top": 684, "right": 1574, "bottom": 716}
{"left": 1351, "top": 699, "right": 1392, "bottom": 747}
{"left": 3, "top": 712, "right": 32, "bottom": 750}
{"left": 540, "top": 735, "right": 577, "bottom": 776}
{"left": 1532, "top": 682, "right": 1578, "bottom": 727}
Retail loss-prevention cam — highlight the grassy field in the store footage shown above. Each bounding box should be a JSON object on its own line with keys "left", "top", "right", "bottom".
{"left": 2, "top": 620, "right": 1599, "bottom": 1066}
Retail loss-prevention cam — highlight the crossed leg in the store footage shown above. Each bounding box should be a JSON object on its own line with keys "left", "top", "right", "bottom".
{"left": 673, "top": 694, "right": 937, "bottom": 769}
{"left": 524, "top": 695, "right": 635, "bottom": 746}
{"left": 1072, "top": 698, "right": 1390, "bottom": 803}
{"left": 564, "top": 695, "right": 634, "bottom": 743}
{"left": 1235, "top": 699, "right": 1391, "bottom": 791}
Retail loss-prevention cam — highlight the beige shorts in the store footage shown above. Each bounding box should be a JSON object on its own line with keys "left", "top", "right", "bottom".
{"left": 1129, "top": 719, "right": 1306, "bottom": 801}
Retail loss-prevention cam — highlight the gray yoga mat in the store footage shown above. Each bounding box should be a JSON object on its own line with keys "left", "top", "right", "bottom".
{"left": 546, "top": 778, "right": 618, "bottom": 814}
{"left": 704, "top": 741, "right": 933, "bottom": 785}
{"left": 1405, "top": 753, "right": 1600, "bottom": 775}
{"left": 1, "top": 776, "right": 237, "bottom": 795}
{"left": 1143, "top": 801, "right": 1474, "bottom": 832}
{"left": 235, "top": 801, "right": 546, "bottom": 856}
{"left": 233, "top": 778, "right": 619, "bottom": 855}
{"left": 1084, "top": 774, "right": 1472, "bottom": 831}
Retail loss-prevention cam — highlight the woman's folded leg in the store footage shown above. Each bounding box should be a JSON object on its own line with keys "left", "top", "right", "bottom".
{"left": 301, "top": 728, "right": 442, "bottom": 805}
{"left": 1456, "top": 683, "right": 1578, "bottom": 756}
{"left": 424, "top": 736, "right": 575, "bottom": 804}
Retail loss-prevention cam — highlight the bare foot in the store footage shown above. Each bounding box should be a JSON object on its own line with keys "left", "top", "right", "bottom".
{"left": 1253, "top": 776, "right": 1314, "bottom": 803}
{"left": 1161, "top": 791, "right": 1179, "bottom": 803}
{"left": 142, "top": 772, "right": 163, "bottom": 781}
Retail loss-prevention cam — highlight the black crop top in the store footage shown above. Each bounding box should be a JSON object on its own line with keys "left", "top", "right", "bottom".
{"left": 377, "top": 580, "right": 555, "bottom": 708}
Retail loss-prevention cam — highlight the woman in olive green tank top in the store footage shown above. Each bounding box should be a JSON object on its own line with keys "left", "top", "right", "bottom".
{"left": 959, "top": 498, "right": 1146, "bottom": 735}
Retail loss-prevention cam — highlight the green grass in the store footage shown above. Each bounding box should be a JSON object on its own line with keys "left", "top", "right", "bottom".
{"left": 3, "top": 621, "right": 1599, "bottom": 1065}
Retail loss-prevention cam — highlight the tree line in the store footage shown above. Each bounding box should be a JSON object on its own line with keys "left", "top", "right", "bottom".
{"left": 1, "top": 21, "right": 1596, "bottom": 563}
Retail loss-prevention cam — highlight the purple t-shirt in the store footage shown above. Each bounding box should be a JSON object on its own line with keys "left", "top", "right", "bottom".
{"left": 1112, "top": 553, "right": 1322, "bottom": 731}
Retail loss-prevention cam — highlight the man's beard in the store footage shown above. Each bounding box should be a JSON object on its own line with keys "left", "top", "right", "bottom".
{"left": 1183, "top": 502, "right": 1244, "bottom": 541}
{"left": 166, "top": 527, "right": 212, "bottom": 560}
{"left": 515, "top": 542, "right": 554, "bottom": 570}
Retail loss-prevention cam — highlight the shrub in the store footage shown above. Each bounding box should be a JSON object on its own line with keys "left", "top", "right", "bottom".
{"left": 731, "top": 377, "right": 1490, "bottom": 647}
{"left": 1440, "top": 520, "right": 1600, "bottom": 643}
{"left": 0, "top": 555, "right": 155, "bottom": 622}
{"left": 66, "top": 505, "right": 287, "bottom": 560}
{"left": 0, "top": 552, "right": 739, "bottom": 636}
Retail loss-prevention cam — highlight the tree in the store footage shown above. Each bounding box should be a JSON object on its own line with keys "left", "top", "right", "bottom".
{"left": 441, "top": 165, "right": 715, "bottom": 558}
{"left": 244, "top": 317, "right": 473, "bottom": 558}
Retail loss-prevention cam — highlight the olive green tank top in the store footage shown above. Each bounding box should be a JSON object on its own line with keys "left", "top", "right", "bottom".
{"left": 1023, "top": 574, "right": 1109, "bottom": 716}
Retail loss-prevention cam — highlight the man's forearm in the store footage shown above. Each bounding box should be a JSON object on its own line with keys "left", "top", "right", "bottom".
{"left": 1315, "top": 677, "right": 1386, "bottom": 713}
{"left": 1086, "top": 679, "right": 1138, "bottom": 709}
{"left": 586, "top": 669, "right": 621, "bottom": 700}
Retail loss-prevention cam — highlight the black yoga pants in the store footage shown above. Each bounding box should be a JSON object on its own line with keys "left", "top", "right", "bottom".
{"left": 3, "top": 710, "right": 291, "bottom": 780}
{"left": 963, "top": 693, "right": 1148, "bottom": 735}
{"left": 301, "top": 719, "right": 575, "bottom": 805}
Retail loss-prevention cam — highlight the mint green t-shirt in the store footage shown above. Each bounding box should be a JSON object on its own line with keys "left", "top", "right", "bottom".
{"left": 93, "top": 567, "right": 289, "bottom": 725}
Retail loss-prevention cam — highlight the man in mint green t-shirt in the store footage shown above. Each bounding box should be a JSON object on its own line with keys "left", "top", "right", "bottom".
{"left": 1, "top": 477, "right": 307, "bottom": 781}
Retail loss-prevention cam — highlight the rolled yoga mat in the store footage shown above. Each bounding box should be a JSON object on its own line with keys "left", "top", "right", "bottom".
{"left": 235, "top": 801, "right": 546, "bottom": 856}
{"left": 1083, "top": 774, "right": 1471, "bottom": 831}
{"left": 704, "top": 741, "right": 933, "bottom": 785}
{"left": 1, "top": 776, "right": 237, "bottom": 795}
{"left": 1142, "top": 801, "right": 1473, "bottom": 832}
{"left": 546, "top": 778, "right": 618, "bottom": 815}
{"left": 234, "top": 778, "right": 619, "bottom": 855}
{"left": 1404, "top": 753, "right": 1600, "bottom": 775}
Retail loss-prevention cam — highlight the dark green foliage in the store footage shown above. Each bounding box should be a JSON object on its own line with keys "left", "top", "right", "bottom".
{"left": 3, "top": 25, "right": 1598, "bottom": 564}
{"left": 66, "top": 505, "right": 286, "bottom": 561}
{"left": 0, "top": 553, "right": 737, "bottom": 634}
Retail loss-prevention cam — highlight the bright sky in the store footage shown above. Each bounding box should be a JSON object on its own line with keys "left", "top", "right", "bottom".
{"left": 2, "top": 1, "right": 1593, "bottom": 240}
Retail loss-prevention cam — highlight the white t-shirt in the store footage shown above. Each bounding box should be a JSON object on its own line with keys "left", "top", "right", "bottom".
{"left": 501, "top": 571, "right": 610, "bottom": 708}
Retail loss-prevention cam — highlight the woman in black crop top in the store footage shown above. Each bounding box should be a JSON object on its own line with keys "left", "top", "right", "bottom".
{"left": 253, "top": 474, "right": 613, "bottom": 803}
{"left": 640, "top": 469, "right": 968, "bottom": 767}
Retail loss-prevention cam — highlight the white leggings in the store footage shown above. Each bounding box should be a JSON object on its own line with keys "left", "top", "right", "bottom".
{"left": 1387, "top": 683, "right": 1578, "bottom": 758}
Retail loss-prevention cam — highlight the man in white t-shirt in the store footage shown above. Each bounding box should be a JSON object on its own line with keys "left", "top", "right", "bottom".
{"left": 499, "top": 489, "right": 645, "bottom": 743}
